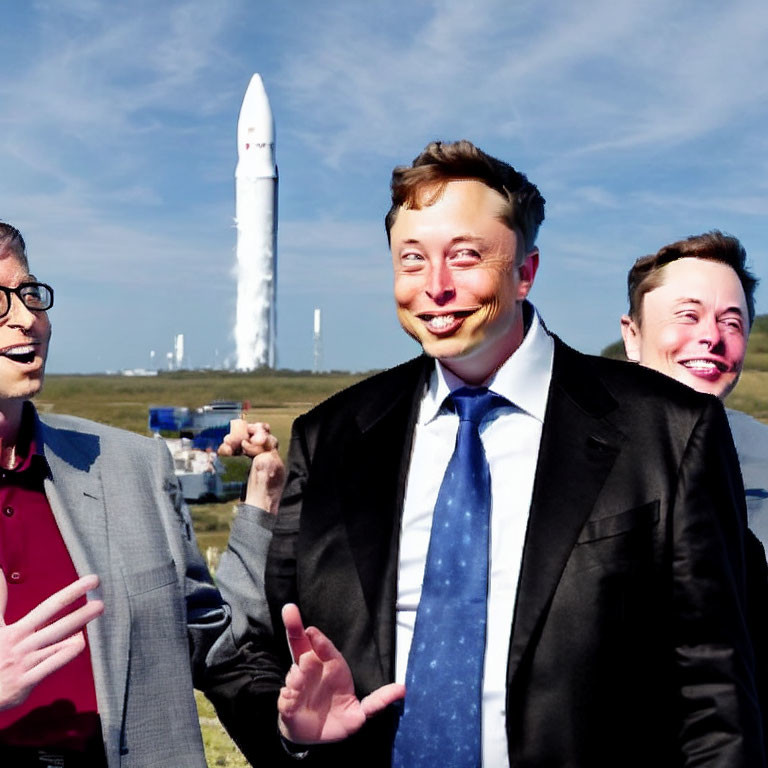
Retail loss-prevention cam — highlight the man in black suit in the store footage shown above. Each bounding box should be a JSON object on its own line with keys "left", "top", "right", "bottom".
{"left": 619, "top": 231, "right": 768, "bottom": 543}
{"left": 210, "top": 141, "right": 764, "bottom": 767}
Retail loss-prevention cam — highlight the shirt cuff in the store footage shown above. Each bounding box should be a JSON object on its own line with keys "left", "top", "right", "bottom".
{"left": 280, "top": 734, "right": 310, "bottom": 760}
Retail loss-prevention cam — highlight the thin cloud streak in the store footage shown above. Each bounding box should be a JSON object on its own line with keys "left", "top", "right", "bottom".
{"left": 277, "top": 0, "right": 768, "bottom": 164}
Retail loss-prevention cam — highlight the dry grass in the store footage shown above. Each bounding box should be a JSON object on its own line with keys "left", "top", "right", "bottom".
{"left": 727, "top": 370, "right": 768, "bottom": 422}
{"left": 195, "top": 691, "right": 250, "bottom": 768}
{"left": 37, "top": 369, "right": 368, "bottom": 437}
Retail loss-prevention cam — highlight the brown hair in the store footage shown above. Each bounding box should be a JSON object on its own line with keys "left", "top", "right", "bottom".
{"left": 385, "top": 140, "right": 545, "bottom": 257}
{"left": 0, "top": 221, "right": 30, "bottom": 271}
{"left": 627, "top": 231, "right": 758, "bottom": 326}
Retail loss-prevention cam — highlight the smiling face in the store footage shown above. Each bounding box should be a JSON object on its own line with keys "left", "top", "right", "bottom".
{"left": 0, "top": 251, "right": 51, "bottom": 408}
{"left": 621, "top": 257, "right": 749, "bottom": 399}
{"left": 390, "top": 179, "right": 538, "bottom": 384}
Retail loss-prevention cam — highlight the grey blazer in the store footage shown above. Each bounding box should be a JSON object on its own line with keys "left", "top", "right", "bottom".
{"left": 35, "top": 408, "right": 230, "bottom": 768}
{"left": 728, "top": 408, "right": 768, "bottom": 549}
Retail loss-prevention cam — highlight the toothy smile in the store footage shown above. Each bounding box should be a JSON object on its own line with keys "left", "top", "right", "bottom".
{"left": 680, "top": 359, "right": 728, "bottom": 373}
{"left": 417, "top": 310, "right": 476, "bottom": 332}
{"left": 428, "top": 314, "right": 456, "bottom": 329}
{"left": 0, "top": 344, "right": 38, "bottom": 364}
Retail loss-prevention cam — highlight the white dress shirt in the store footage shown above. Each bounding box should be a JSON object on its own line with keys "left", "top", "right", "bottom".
{"left": 396, "top": 308, "right": 554, "bottom": 768}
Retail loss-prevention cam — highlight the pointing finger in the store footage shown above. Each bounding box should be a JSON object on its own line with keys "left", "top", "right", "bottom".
{"left": 282, "top": 603, "right": 312, "bottom": 663}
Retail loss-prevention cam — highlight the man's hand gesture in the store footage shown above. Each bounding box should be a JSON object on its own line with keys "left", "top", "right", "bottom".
{"left": 277, "top": 604, "right": 405, "bottom": 745}
{"left": 218, "top": 420, "right": 285, "bottom": 514}
{"left": 0, "top": 572, "right": 104, "bottom": 711}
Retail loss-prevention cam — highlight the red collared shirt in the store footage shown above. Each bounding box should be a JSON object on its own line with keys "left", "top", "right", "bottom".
{"left": 0, "top": 407, "right": 101, "bottom": 752}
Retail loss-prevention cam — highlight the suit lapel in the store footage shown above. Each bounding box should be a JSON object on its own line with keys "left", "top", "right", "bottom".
{"left": 337, "top": 356, "right": 430, "bottom": 683}
{"left": 506, "top": 340, "right": 624, "bottom": 687}
{"left": 37, "top": 415, "right": 129, "bottom": 764}
{"left": 319, "top": 343, "right": 623, "bottom": 689}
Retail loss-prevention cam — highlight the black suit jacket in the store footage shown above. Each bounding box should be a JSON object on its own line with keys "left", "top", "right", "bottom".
{"left": 212, "top": 338, "right": 764, "bottom": 768}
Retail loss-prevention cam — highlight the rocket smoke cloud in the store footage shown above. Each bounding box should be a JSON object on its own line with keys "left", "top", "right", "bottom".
{"left": 235, "top": 73, "right": 277, "bottom": 370}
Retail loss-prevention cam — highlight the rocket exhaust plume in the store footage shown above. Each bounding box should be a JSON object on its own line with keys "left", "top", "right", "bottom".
{"left": 235, "top": 73, "right": 277, "bottom": 370}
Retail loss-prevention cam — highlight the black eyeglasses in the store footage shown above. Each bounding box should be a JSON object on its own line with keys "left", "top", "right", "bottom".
{"left": 0, "top": 282, "right": 54, "bottom": 319}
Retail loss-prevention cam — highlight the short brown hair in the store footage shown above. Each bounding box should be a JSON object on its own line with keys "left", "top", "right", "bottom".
{"left": 627, "top": 231, "right": 758, "bottom": 327}
{"left": 0, "top": 221, "right": 30, "bottom": 271}
{"left": 385, "top": 140, "right": 545, "bottom": 255}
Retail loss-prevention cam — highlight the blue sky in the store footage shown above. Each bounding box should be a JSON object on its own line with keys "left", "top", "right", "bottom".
{"left": 2, "top": 0, "right": 768, "bottom": 373}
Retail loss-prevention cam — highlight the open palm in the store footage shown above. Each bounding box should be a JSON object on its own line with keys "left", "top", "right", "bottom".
{"left": 0, "top": 571, "right": 103, "bottom": 710}
{"left": 278, "top": 604, "right": 405, "bottom": 745}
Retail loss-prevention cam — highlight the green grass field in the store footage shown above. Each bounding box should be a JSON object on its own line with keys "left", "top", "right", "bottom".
{"left": 39, "top": 349, "right": 767, "bottom": 766}
{"left": 38, "top": 369, "right": 369, "bottom": 443}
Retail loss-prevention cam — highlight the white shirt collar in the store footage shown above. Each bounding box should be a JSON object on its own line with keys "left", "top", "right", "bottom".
{"left": 419, "top": 304, "right": 554, "bottom": 425}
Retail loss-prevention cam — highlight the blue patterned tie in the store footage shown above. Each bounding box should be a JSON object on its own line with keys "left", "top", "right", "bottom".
{"left": 393, "top": 386, "right": 509, "bottom": 768}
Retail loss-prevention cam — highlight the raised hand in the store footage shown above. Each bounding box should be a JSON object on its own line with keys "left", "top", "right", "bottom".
{"left": 218, "top": 420, "right": 285, "bottom": 514}
{"left": 277, "top": 604, "right": 405, "bottom": 745}
{"left": 0, "top": 572, "right": 104, "bottom": 711}
{"left": 218, "top": 418, "right": 279, "bottom": 458}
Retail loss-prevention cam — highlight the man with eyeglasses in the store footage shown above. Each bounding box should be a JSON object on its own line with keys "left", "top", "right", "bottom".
{"left": 0, "top": 220, "right": 236, "bottom": 767}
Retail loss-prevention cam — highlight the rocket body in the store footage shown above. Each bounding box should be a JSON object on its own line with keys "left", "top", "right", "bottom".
{"left": 235, "top": 73, "right": 277, "bottom": 370}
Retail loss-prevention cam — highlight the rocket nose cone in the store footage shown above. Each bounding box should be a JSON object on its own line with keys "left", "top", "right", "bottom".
{"left": 238, "top": 73, "right": 274, "bottom": 150}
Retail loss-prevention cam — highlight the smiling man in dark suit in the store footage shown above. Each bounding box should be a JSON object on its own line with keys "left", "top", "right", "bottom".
{"left": 212, "top": 141, "right": 764, "bottom": 768}
{"left": 620, "top": 231, "right": 768, "bottom": 545}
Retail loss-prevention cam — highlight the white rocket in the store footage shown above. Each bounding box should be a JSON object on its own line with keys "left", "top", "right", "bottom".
{"left": 234, "top": 73, "right": 277, "bottom": 370}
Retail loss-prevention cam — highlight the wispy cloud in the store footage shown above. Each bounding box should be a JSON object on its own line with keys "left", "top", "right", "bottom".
{"left": 0, "top": 1, "right": 244, "bottom": 292}
{"left": 1, "top": 0, "right": 240, "bottom": 188}
{"left": 276, "top": 0, "right": 768, "bottom": 167}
